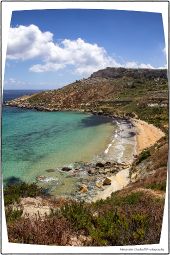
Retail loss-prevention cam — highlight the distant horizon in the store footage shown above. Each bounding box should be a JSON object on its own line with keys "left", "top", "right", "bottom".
{"left": 4, "top": 9, "right": 167, "bottom": 90}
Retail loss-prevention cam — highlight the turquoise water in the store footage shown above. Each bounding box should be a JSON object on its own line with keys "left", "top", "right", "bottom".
{"left": 2, "top": 99, "right": 114, "bottom": 190}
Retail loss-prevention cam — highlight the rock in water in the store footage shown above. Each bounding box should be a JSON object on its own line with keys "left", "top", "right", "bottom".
{"left": 62, "top": 166, "right": 72, "bottom": 171}
{"left": 104, "top": 161, "right": 112, "bottom": 167}
{"left": 79, "top": 184, "right": 88, "bottom": 193}
{"left": 36, "top": 176, "right": 46, "bottom": 181}
{"left": 103, "top": 177, "right": 112, "bottom": 185}
{"left": 88, "top": 169, "right": 96, "bottom": 175}
{"left": 45, "top": 169, "right": 55, "bottom": 173}
{"left": 96, "top": 162, "right": 105, "bottom": 168}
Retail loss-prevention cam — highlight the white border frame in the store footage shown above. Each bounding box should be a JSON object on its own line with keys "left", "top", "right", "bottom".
{"left": 2, "top": 2, "right": 169, "bottom": 253}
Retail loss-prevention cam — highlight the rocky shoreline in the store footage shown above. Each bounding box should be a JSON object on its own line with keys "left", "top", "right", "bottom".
{"left": 34, "top": 116, "right": 136, "bottom": 202}
{"left": 4, "top": 100, "right": 137, "bottom": 202}
{"left": 36, "top": 159, "right": 132, "bottom": 202}
{"left": 4, "top": 96, "right": 138, "bottom": 119}
{"left": 4, "top": 101, "right": 164, "bottom": 203}
{"left": 33, "top": 115, "right": 165, "bottom": 202}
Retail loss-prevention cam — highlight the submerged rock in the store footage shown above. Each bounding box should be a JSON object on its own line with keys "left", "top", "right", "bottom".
{"left": 45, "top": 169, "right": 55, "bottom": 173}
{"left": 62, "top": 166, "right": 72, "bottom": 171}
{"left": 36, "top": 176, "right": 59, "bottom": 183}
{"left": 36, "top": 175, "right": 46, "bottom": 181}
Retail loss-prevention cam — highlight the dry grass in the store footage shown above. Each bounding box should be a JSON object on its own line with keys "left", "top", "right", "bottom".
{"left": 8, "top": 215, "right": 74, "bottom": 245}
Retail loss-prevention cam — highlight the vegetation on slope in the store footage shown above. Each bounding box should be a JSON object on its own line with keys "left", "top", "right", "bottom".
{"left": 6, "top": 185, "right": 164, "bottom": 245}
{"left": 5, "top": 68, "right": 168, "bottom": 133}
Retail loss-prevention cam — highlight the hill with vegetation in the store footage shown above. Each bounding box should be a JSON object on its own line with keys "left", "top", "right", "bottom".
{"left": 5, "top": 67, "right": 168, "bottom": 130}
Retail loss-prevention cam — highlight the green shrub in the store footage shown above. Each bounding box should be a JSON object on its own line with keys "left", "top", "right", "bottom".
{"left": 4, "top": 193, "right": 20, "bottom": 206}
{"left": 123, "top": 192, "right": 143, "bottom": 205}
{"left": 5, "top": 207, "right": 23, "bottom": 223}
{"left": 61, "top": 201, "right": 93, "bottom": 232}
{"left": 136, "top": 149, "right": 151, "bottom": 164}
{"left": 145, "top": 182, "right": 166, "bottom": 191}
{"left": 131, "top": 213, "right": 148, "bottom": 242}
{"left": 109, "top": 191, "right": 143, "bottom": 206}
{"left": 89, "top": 210, "right": 148, "bottom": 246}
{"left": 4, "top": 182, "right": 45, "bottom": 206}
{"left": 90, "top": 210, "right": 129, "bottom": 245}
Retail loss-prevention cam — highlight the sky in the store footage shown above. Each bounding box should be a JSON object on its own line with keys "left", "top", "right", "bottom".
{"left": 4, "top": 9, "right": 166, "bottom": 90}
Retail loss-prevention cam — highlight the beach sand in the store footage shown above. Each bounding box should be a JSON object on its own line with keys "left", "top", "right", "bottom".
{"left": 92, "top": 168, "right": 130, "bottom": 202}
{"left": 92, "top": 118, "right": 165, "bottom": 202}
{"left": 133, "top": 119, "right": 165, "bottom": 155}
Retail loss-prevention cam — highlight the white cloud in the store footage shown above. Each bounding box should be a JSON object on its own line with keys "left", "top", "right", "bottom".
{"left": 29, "top": 37, "right": 121, "bottom": 75}
{"left": 124, "top": 61, "right": 154, "bottom": 69}
{"left": 7, "top": 25, "right": 53, "bottom": 60}
{"left": 4, "top": 78, "right": 30, "bottom": 86}
{"left": 7, "top": 24, "right": 165, "bottom": 76}
{"left": 157, "top": 64, "right": 167, "bottom": 69}
{"left": 29, "top": 63, "right": 65, "bottom": 72}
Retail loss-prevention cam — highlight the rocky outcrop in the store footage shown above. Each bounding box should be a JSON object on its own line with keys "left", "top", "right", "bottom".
{"left": 90, "top": 67, "right": 167, "bottom": 80}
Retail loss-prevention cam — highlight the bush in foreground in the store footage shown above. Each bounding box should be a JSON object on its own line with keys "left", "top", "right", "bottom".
{"left": 7, "top": 190, "right": 164, "bottom": 246}
{"left": 8, "top": 216, "right": 74, "bottom": 245}
{"left": 4, "top": 182, "right": 46, "bottom": 206}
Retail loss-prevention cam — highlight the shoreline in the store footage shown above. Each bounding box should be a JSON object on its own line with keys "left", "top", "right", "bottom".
{"left": 91, "top": 118, "right": 165, "bottom": 202}
{"left": 4, "top": 105, "right": 165, "bottom": 203}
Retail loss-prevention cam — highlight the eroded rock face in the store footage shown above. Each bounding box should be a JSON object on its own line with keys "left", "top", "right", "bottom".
{"left": 90, "top": 67, "right": 167, "bottom": 80}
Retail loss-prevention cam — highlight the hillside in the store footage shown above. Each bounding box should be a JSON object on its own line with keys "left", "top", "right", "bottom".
{"left": 5, "top": 67, "right": 168, "bottom": 130}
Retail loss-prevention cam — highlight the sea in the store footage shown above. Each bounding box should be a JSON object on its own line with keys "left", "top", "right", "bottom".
{"left": 2, "top": 90, "right": 116, "bottom": 195}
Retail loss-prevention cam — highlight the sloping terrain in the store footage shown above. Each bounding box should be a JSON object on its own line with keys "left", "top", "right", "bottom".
{"left": 5, "top": 68, "right": 168, "bottom": 132}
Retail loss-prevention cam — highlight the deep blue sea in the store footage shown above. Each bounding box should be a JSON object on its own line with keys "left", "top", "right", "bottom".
{"left": 2, "top": 90, "right": 114, "bottom": 195}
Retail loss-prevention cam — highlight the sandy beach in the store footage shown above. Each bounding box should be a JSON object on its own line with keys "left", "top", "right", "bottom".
{"left": 92, "top": 118, "right": 165, "bottom": 202}
{"left": 133, "top": 119, "right": 165, "bottom": 155}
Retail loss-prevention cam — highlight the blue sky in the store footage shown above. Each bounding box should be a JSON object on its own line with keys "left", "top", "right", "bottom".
{"left": 4, "top": 9, "right": 166, "bottom": 90}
